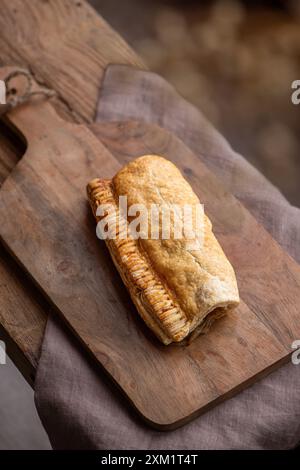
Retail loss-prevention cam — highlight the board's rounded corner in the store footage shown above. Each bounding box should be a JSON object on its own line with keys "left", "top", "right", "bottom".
{"left": 137, "top": 408, "right": 195, "bottom": 432}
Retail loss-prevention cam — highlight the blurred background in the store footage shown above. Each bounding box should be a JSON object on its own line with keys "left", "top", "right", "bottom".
{"left": 91, "top": 0, "right": 300, "bottom": 207}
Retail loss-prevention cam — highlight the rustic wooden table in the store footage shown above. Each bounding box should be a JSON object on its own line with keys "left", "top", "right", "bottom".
{"left": 0, "top": 0, "right": 144, "bottom": 386}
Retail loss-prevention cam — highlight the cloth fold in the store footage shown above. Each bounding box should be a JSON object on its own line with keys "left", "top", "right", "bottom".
{"left": 35, "top": 65, "right": 300, "bottom": 449}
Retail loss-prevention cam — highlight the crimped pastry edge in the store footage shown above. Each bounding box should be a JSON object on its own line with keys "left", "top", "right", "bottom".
{"left": 87, "top": 178, "right": 190, "bottom": 344}
{"left": 87, "top": 176, "right": 238, "bottom": 345}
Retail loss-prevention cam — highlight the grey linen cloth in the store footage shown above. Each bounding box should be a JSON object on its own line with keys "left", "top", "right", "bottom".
{"left": 35, "top": 65, "right": 300, "bottom": 449}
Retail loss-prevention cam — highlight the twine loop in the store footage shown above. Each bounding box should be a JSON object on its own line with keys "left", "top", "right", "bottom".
{"left": 4, "top": 68, "right": 56, "bottom": 111}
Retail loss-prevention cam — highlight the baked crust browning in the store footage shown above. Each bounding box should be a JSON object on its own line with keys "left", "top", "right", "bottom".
{"left": 87, "top": 178, "right": 189, "bottom": 344}
{"left": 87, "top": 155, "right": 240, "bottom": 345}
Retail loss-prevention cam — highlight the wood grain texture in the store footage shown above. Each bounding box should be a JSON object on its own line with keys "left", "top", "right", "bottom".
{"left": 1, "top": 71, "right": 300, "bottom": 428}
{"left": 0, "top": 121, "right": 24, "bottom": 183}
{"left": 0, "top": 0, "right": 145, "bottom": 384}
{"left": 0, "top": 121, "right": 48, "bottom": 384}
{"left": 0, "top": 0, "right": 144, "bottom": 123}
{"left": 0, "top": 248, "right": 48, "bottom": 385}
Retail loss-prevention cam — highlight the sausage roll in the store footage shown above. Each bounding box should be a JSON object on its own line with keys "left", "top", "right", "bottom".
{"left": 87, "top": 155, "right": 239, "bottom": 345}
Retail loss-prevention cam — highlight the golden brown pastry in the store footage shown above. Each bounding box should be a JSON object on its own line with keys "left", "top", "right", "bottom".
{"left": 87, "top": 155, "right": 239, "bottom": 345}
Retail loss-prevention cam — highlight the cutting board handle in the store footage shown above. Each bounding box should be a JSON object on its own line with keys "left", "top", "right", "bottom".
{"left": 0, "top": 66, "right": 64, "bottom": 143}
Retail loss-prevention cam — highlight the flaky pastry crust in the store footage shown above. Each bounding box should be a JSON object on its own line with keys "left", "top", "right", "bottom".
{"left": 87, "top": 155, "right": 239, "bottom": 345}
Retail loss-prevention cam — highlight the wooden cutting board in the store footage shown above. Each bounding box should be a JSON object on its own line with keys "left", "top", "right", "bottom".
{"left": 1, "top": 67, "right": 300, "bottom": 429}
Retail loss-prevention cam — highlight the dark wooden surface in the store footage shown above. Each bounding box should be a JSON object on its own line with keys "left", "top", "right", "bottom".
{"left": 0, "top": 0, "right": 145, "bottom": 385}
{"left": 0, "top": 0, "right": 143, "bottom": 123}
{"left": 0, "top": 122, "right": 49, "bottom": 385}
{"left": 1, "top": 69, "right": 300, "bottom": 428}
